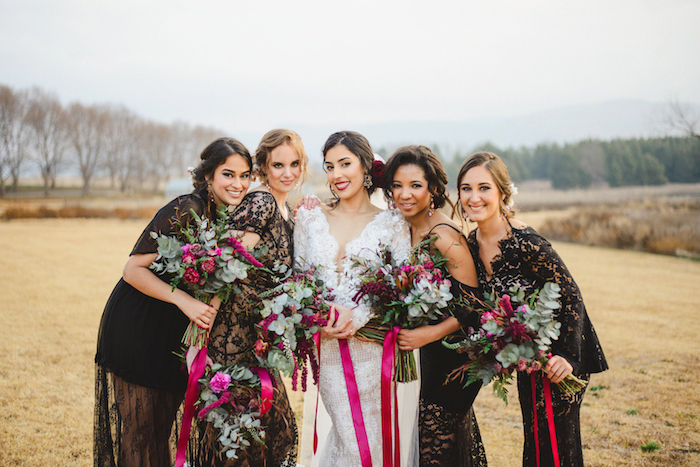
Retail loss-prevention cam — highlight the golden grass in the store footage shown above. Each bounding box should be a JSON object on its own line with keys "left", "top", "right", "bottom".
{"left": 0, "top": 215, "right": 699, "bottom": 466}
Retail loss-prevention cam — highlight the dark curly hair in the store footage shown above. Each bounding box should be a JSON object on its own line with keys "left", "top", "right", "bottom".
{"left": 382, "top": 144, "right": 453, "bottom": 210}
{"left": 191, "top": 137, "right": 252, "bottom": 191}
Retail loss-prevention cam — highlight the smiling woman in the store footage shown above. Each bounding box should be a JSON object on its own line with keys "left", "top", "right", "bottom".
{"left": 94, "top": 137, "right": 253, "bottom": 467}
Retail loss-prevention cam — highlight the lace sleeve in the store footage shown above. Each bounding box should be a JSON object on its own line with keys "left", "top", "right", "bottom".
{"left": 294, "top": 206, "right": 311, "bottom": 269}
{"left": 517, "top": 230, "right": 587, "bottom": 374}
{"left": 386, "top": 210, "right": 411, "bottom": 264}
{"left": 130, "top": 191, "right": 207, "bottom": 255}
{"left": 228, "top": 191, "right": 275, "bottom": 235}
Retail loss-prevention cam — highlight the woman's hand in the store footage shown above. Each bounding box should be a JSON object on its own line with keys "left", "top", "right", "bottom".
{"left": 296, "top": 194, "right": 322, "bottom": 211}
{"left": 397, "top": 326, "right": 438, "bottom": 351}
{"left": 544, "top": 355, "right": 573, "bottom": 384}
{"left": 175, "top": 294, "right": 218, "bottom": 330}
{"left": 321, "top": 303, "right": 355, "bottom": 340}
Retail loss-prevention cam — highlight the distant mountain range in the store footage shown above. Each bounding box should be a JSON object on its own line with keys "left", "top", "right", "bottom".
{"left": 252, "top": 99, "right": 698, "bottom": 161}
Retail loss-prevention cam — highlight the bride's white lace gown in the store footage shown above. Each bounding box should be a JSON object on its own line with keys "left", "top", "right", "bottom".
{"left": 294, "top": 206, "right": 419, "bottom": 467}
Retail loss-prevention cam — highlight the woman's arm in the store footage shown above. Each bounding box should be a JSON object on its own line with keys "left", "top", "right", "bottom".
{"left": 122, "top": 254, "right": 218, "bottom": 329}
{"left": 397, "top": 316, "right": 461, "bottom": 351}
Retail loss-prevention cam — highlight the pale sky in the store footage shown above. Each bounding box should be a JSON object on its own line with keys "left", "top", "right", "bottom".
{"left": 2, "top": 0, "right": 699, "bottom": 136}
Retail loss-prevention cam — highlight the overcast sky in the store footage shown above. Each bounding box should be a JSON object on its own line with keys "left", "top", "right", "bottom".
{"left": 1, "top": 0, "right": 699, "bottom": 136}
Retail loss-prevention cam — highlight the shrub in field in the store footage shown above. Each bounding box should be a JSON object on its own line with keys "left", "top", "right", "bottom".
{"left": 641, "top": 441, "right": 661, "bottom": 453}
{"left": 539, "top": 198, "right": 700, "bottom": 257}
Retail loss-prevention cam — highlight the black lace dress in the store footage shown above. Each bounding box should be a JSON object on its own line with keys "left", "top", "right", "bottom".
{"left": 94, "top": 189, "right": 211, "bottom": 467}
{"left": 467, "top": 226, "right": 608, "bottom": 467}
{"left": 418, "top": 226, "right": 488, "bottom": 466}
{"left": 196, "top": 190, "right": 298, "bottom": 467}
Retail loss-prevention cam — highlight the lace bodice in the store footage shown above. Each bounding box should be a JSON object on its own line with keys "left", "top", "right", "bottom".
{"left": 294, "top": 206, "right": 411, "bottom": 329}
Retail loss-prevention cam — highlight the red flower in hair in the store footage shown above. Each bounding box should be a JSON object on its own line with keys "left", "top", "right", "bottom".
{"left": 372, "top": 160, "right": 385, "bottom": 188}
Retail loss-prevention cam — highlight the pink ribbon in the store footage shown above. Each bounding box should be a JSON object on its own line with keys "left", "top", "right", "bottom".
{"left": 175, "top": 346, "right": 208, "bottom": 467}
{"left": 380, "top": 327, "right": 401, "bottom": 467}
{"left": 531, "top": 373, "right": 561, "bottom": 467}
{"left": 339, "top": 339, "right": 373, "bottom": 467}
{"left": 313, "top": 332, "right": 321, "bottom": 454}
{"left": 252, "top": 367, "right": 273, "bottom": 416}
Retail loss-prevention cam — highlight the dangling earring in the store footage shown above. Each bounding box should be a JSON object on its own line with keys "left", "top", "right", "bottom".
{"left": 428, "top": 196, "right": 434, "bottom": 217}
{"left": 207, "top": 180, "right": 216, "bottom": 204}
{"left": 363, "top": 173, "right": 373, "bottom": 189}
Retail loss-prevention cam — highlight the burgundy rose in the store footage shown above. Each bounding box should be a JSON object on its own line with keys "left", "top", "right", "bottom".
{"left": 183, "top": 268, "right": 200, "bottom": 284}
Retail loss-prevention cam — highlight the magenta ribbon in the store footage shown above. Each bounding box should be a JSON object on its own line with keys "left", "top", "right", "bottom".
{"left": 531, "top": 373, "right": 561, "bottom": 467}
{"left": 175, "top": 346, "right": 208, "bottom": 467}
{"left": 313, "top": 332, "right": 321, "bottom": 454}
{"left": 380, "top": 327, "right": 401, "bottom": 467}
{"left": 252, "top": 367, "right": 273, "bottom": 416}
{"left": 339, "top": 339, "right": 373, "bottom": 467}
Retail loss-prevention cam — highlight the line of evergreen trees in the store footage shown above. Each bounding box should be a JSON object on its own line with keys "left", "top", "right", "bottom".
{"left": 438, "top": 137, "right": 700, "bottom": 189}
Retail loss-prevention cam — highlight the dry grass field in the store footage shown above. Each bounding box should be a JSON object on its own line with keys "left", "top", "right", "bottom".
{"left": 0, "top": 211, "right": 699, "bottom": 466}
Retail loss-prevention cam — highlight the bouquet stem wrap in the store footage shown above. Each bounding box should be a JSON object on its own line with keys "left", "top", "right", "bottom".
{"left": 381, "top": 327, "right": 401, "bottom": 467}
{"left": 338, "top": 339, "right": 373, "bottom": 467}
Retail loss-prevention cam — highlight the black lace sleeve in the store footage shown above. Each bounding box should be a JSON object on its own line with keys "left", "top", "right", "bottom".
{"left": 130, "top": 190, "right": 208, "bottom": 256}
{"left": 227, "top": 190, "right": 275, "bottom": 235}
{"left": 450, "top": 280, "right": 481, "bottom": 330}
{"left": 516, "top": 229, "right": 607, "bottom": 375}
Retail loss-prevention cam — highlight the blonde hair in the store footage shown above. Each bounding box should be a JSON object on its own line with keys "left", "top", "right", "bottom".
{"left": 254, "top": 129, "right": 309, "bottom": 185}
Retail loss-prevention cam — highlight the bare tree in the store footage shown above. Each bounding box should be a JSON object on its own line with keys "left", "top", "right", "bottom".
{"left": 103, "top": 106, "right": 144, "bottom": 193}
{"left": 664, "top": 99, "right": 700, "bottom": 140}
{"left": 25, "top": 87, "right": 70, "bottom": 197}
{"left": 0, "top": 85, "right": 31, "bottom": 195}
{"left": 66, "top": 102, "right": 108, "bottom": 196}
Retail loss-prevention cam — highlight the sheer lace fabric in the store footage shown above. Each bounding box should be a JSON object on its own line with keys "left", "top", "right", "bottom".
{"left": 294, "top": 207, "right": 419, "bottom": 467}
{"left": 198, "top": 191, "right": 298, "bottom": 467}
{"left": 467, "top": 225, "right": 607, "bottom": 467}
{"left": 94, "top": 190, "right": 210, "bottom": 467}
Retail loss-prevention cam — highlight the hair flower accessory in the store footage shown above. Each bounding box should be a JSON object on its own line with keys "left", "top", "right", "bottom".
{"left": 372, "top": 159, "right": 385, "bottom": 188}
{"left": 509, "top": 182, "right": 518, "bottom": 196}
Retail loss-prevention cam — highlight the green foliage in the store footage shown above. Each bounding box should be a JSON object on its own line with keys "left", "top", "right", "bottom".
{"left": 625, "top": 408, "right": 639, "bottom": 415}
{"left": 640, "top": 441, "right": 661, "bottom": 453}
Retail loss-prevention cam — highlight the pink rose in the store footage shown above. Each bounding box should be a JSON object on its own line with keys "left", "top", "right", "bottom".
{"left": 182, "top": 253, "right": 197, "bottom": 265}
{"left": 201, "top": 257, "right": 216, "bottom": 273}
{"left": 182, "top": 244, "right": 192, "bottom": 254}
{"left": 209, "top": 372, "right": 231, "bottom": 393}
{"left": 424, "top": 261, "right": 434, "bottom": 269}
{"left": 183, "top": 268, "right": 200, "bottom": 284}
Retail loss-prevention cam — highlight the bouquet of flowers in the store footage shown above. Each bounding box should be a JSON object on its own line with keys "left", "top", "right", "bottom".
{"left": 253, "top": 264, "right": 333, "bottom": 391}
{"left": 196, "top": 363, "right": 266, "bottom": 462}
{"left": 149, "top": 207, "right": 268, "bottom": 347}
{"left": 444, "top": 282, "right": 587, "bottom": 403}
{"left": 351, "top": 236, "right": 454, "bottom": 382}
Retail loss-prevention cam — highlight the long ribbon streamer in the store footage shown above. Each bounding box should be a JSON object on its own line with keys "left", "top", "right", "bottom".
{"left": 252, "top": 367, "right": 273, "bottom": 416}
{"left": 339, "top": 339, "right": 373, "bottom": 467}
{"left": 175, "top": 346, "right": 208, "bottom": 467}
{"left": 381, "top": 327, "right": 401, "bottom": 467}
{"left": 543, "top": 377, "right": 561, "bottom": 467}
{"left": 313, "top": 332, "right": 321, "bottom": 454}
{"left": 531, "top": 373, "right": 561, "bottom": 467}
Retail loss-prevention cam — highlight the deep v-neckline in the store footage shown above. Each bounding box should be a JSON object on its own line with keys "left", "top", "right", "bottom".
{"left": 318, "top": 209, "right": 385, "bottom": 274}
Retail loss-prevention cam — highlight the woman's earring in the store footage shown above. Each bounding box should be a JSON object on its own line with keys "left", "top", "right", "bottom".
{"left": 428, "top": 197, "right": 435, "bottom": 217}
{"left": 363, "top": 173, "right": 373, "bottom": 189}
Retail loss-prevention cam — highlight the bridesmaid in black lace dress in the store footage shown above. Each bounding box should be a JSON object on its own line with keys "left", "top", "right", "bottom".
{"left": 385, "top": 145, "right": 488, "bottom": 466}
{"left": 197, "top": 129, "right": 308, "bottom": 467}
{"left": 94, "top": 137, "right": 253, "bottom": 467}
{"left": 457, "top": 152, "right": 608, "bottom": 467}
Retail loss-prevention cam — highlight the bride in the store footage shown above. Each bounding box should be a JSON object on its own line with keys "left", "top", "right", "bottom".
{"left": 294, "top": 131, "right": 419, "bottom": 467}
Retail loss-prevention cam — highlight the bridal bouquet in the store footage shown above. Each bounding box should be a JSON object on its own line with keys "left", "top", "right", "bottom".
{"left": 149, "top": 207, "right": 267, "bottom": 347}
{"left": 351, "top": 236, "right": 453, "bottom": 382}
{"left": 254, "top": 264, "right": 333, "bottom": 391}
{"left": 197, "top": 363, "right": 266, "bottom": 462}
{"left": 444, "top": 282, "right": 587, "bottom": 403}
